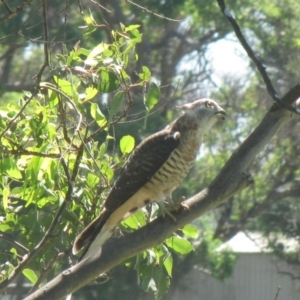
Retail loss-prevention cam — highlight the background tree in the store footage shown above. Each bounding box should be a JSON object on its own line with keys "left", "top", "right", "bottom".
{"left": 0, "top": 0, "right": 300, "bottom": 299}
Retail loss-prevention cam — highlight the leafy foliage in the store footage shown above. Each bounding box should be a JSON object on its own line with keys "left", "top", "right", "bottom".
{"left": 0, "top": 17, "right": 197, "bottom": 299}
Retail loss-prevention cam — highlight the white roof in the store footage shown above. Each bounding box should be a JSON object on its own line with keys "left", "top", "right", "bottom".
{"left": 217, "top": 231, "right": 299, "bottom": 253}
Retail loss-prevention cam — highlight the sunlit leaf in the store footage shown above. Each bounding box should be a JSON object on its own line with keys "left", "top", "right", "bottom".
{"left": 86, "top": 173, "right": 100, "bottom": 188}
{"left": 100, "top": 161, "right": 114, "bottom": 181}
{"left": 182, "top": 224, "right": 198, "bottom": 238}
{"left": 165, "top": 236, "right": 194, "bottom": 254}
{"left": 83, "top": 86, "right": 98, "bottom": 102}
{"left": 2, "top": 187, "right": 9, "bottom": 210}
{"left": 87, "top": 43, "right": 108, "bottom": 60}
{"left": 122, "top": 210, "right": 145, "bottom": 229}
{"left": 122, "top": 214, "right": 139, "bottom": 229}
{"left": 125, "top": 24, "right": 140, "bottom": 31}
{"left": 139, "top": 66, "right": 151, "bottom": 81}
{"left": 6, "top": 157, "right": 22, "bottom": 179}
{"left": 145, "top": 82, "right": 160, "bottom": 111}
{"left": 22, "top": 268, "right": 38, "bottom": 284}
{"left": 163, "top": 253, "right": 173, "bottom": 277}
{"left": 53, "top": 76, "right": 78, "bottom": 98}
{"left": 90, "top": 103, "right": 107, "bottom": 127}
{"left": 120, "top": 135, "right": 135, "bottom": 154}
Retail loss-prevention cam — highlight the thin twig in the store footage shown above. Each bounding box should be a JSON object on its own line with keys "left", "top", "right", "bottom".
{"left": 90, "top": 0, "right": 112, "bottom": 13}
{"left": 41, "top": 83, "right": 83, "bottom": 133}
{"left": 126, "top": 0, "right": 182, "bottom": 22}
{"left": 0, "top": 94, "right": 34, "bottom": 139}
{"left": 216, "top": 0, "right": 300, "bottom": 114}
{"left": 274, "top": 286, "right": 281, "bottom": 300}
{"left": 0, "top": 250, "right": 23, "bottom": 260}
{"left": 0, "top": 233, "right": 29, "bottom": 253}
{"left": 76, "top": 0, "right": 83, "bottom": 15}
{"left": 33, "top": 0, "right": 50, "bottom": 85}
{"left": 29, "top": 250, "right": 60, "bottom": 293}
{"left": 0, "top": 0, "right": 35, "bottom": 24}
{"left": 5, "top": 149, "right": 61, "bottom": 158}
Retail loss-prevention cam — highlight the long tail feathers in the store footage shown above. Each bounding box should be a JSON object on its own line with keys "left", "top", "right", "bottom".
{"left": 73, "top": 211, "right": 113, "bottom": 261}
{"left": 73, "top": 215, "right": 103, "bottom": 254}
{"left": 79, "top": 226, "right": 112, "bottom": 260}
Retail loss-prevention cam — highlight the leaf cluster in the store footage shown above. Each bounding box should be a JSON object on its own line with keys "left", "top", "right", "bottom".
{"left": 0, "top": 19, "right": 194, "bottom": 298}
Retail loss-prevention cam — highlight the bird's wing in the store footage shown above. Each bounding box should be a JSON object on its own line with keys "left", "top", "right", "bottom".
{"left": 105, "top": 130, "right": 180, "bottom": 212}
{"left": 73, "top": 130, "right": 180, "bottom": 257}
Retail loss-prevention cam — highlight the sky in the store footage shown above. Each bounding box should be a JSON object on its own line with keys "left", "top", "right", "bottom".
{"left": 207, "top": 37, "right": 250, "bottom": 83}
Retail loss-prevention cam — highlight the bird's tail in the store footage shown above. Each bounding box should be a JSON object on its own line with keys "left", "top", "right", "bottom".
{"left": 73, "top": 210, "right": 112, "bottom": 261}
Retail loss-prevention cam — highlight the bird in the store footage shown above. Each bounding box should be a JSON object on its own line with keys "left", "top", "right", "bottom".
{"left": 73, "top": 98, "right": 226, "bottom": 260}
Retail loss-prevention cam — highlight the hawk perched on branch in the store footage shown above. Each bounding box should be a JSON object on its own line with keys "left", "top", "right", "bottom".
{"left": 73, "top": 98, "right": 226, "bottom": 260}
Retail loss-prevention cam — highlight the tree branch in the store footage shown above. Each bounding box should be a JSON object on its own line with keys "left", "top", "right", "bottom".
{"left": 216, "top": 0, "right": 300, "bottom": 115}
{"left": 34, "top": 0, "right": 50, "bottom": 86}
{"left": 24, "top": 84, "right": 300, "bottom": 300}
{"left": 125, "top": 0, "right": 182, "bottom": 22}
{"left": 0, "top": 0, "right": 36, "bottom": 24}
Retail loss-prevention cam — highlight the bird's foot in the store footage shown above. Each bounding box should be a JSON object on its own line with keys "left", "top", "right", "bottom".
{"left": 164, "top": 210, "right": 177, "bottom": 222}
{"left": 167, "top": 196, "right": 189, "bottom": 212}
{"left": 157, "top": 201, "right": 177, "bottom": 222}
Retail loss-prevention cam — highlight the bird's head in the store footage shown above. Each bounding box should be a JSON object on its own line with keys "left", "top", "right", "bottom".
{"left": 179, "top": 98, "right": 226, "bottom": 130}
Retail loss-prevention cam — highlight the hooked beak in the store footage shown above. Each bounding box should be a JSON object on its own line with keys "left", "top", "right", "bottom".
{"left": 215, "top": 109, "right": 227, "bottom": 121}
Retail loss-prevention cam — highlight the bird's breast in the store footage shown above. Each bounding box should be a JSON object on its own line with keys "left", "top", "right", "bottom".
{"left": 145, "top": 130, "right": 202, "bottom": 196}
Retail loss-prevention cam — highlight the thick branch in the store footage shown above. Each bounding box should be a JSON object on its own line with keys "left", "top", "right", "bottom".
{"left": 24, "top": 84, "right": 300, "bottom": 300}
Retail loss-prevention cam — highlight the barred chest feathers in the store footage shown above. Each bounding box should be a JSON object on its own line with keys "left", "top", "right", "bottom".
{"left": 144, "top": 125, "right": 204, "bottom": 200}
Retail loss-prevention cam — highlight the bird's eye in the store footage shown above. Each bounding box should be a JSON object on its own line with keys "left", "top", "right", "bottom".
{"left": 205, "top": 101, "right": 212, "bottom": 108}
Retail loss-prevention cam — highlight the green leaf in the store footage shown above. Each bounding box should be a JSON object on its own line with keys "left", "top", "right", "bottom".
{"left": 145, "top": 82, "right": 160, "bottom": 111}
{"left": 100, "top": 161, "right": 114, "bottom": 181}
{"left": 139, "top": 66, "right": 151, "bottom": 81}
{"left": 125, "top": 24, "right": 141, "bottom": 31}
{"left": 120, "top": 135, "right": 135, "bottom": 154}
{"left": 6, "top": 157, "right": 22, "bottom": 179}
{"left": 87, "top": 43, "right": 108, "bottom": 60}
{"left": 48, "top": 89, "right": 58, "bottom": 107}
{"left": 0, "top": 223, "right": 12, "bottom": 232}
{"left": 2, "top": 187, "right": 9, "bottom": 210}
{"left": 140, "top": 265, "right": 157, "bottom": 292}
{"left": 163, "top": 252, "right": 173, "bottom": 277}
{"left": 134, "top": 209, "right": 147, "bottom": 226}
{"left": 182, "top": 224, "right": 199, "bottom": 238}
{"left": 98, "top": 141, "right": 108, "bottom": 159}
{"left": 6, "top": 167, "right": 22, "bottom": 179}
{"left": 122, "top": 210, "right": 145, "bottom": 229}
{"left": 83, "top": 86, "right": 98, "bottom": 102}
{"left": 165, "top": 235, "right": 194, "bottom": 255}
{"left": 98, "top": 70, "right": 120, "bottom": 93}
{"left": 22, "top": 268, "right": 38, "bottom": 284}
{"left": 122, "top": 214, "right": 139, "bottom": 229}
{"left": 156, "top": 276, "right": 170, "bottom": 300}
{"left": 87, "top": 173, "right": 100, "bottom": 188}
{"left": 56, "top": 54, "right": 66, "bottom": 64}
{"left": 109, "top": 91, "right": 124, "bottom": 118}
{"left": 90, "top": 103, "right": 107, "bottom": 127}
{"left": 53, "top": 76, "right": 77, "bottom": 98}
{"left": 84, "top": 15, "right": 94, "bottom": 25}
